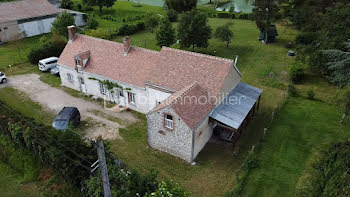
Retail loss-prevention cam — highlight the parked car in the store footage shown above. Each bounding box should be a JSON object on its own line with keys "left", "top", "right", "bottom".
{"left": 0, "top": 72, "right": 7, "bottom": 83}
{"left": 50, "top": 66, "right": 60, "bottom": 76}
{"left": 52, "top": 107, "right": 81, "bottom": 131}
{"left": 38, "top": 57, "right": 58, "bottom": 71}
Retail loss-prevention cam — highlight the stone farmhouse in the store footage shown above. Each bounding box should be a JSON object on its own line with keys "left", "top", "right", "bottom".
{"left": 58, "top": 26, "right": 262, "bottom": 163}
{"left": 0, "top": 0, "right": 85, "bottom": 42}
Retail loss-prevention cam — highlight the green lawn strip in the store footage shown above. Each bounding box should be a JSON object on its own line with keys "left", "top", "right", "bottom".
{"left": 240, "top": 97, "right": 350, "bottom": 197}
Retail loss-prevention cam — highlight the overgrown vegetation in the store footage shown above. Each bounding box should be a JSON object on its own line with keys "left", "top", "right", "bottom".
{"left": 296, "top": 141, "right": 350, "bottom": 196}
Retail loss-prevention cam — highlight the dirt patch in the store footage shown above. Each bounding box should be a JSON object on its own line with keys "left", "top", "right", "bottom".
{"left": 1, "top": 74, "right": 138, "bottom": 140}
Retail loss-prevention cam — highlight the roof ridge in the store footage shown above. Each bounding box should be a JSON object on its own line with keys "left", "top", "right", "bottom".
{"left": 77, "top": 34, "right": 160, "bottom": 54}
{"left": 161, "top": 47, "right": 234, "bottom": 63}
{"left": 169, "top": 82, "right": 198, "bottom": 106}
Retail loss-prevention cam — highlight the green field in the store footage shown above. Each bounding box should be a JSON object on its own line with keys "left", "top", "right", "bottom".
{"left": 239, "top": 97, "right": 350, "bottom": 196}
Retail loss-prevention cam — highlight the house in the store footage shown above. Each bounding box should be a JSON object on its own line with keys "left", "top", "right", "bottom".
{"left": 58, "top": 26, "right": 262, "bottom": 163}
{"left": 0, "top": 0, "right": 86, "bottom": 42}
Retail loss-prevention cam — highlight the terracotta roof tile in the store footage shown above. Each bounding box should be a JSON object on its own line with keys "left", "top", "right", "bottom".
{"left": 58, "top": 34, "right": 160, "bottom": 87}
{"left": 0, "top": 0, "right": 60, "bottom": 23}
{"left": 147, "top": 47, "right": 234, "bottom": 98}
{"left": 150, "top": 82, "right": 215, "bottom": 130}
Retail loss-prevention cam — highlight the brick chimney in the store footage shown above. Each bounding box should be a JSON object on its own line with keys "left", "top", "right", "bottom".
{"left": 67, "top": 25, "right": 76, "bottom": 43}
{"left": 123, "top": 36, "right": 131, "bottom": 56}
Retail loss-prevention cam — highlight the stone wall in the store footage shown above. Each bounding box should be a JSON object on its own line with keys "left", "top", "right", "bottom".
{"left": 147, "top": 106, "right": 193, "bottom": 163}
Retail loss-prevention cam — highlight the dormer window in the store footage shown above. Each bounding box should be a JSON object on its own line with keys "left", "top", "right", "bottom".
{"left": 164, "top": 114, "right": 173, "bottom": 130}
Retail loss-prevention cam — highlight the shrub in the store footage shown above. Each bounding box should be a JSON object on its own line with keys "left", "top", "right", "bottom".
{"left": 136, "top": 21, "right": 145, "bottom": 31}
{"left": 288, "top": 83, "right": 297, "bottom": 97}
{"left": 290, "top": 64, "right": 306, "bottom": 84}
{"left": 117, "top": 24, "right": 137, "bottom": 36}
{"left": 86, "top": 16, "right": 98, "bottom": 29}
{"left": 307, "top": 89, "right": 316, "bottom": 100}
{"left": 144, "top": 14, "right": 160, "bottom": 32}
{"left": 27, "top": 39, "right": 66, "bottom": 64}
{"left": 77, "top": 4, "right": 82, "bottom": 11}
{"left": 86, "top": 29, "right": 112, "bottom": 40}
{"left": 295, "top": 32, "right": 318, "bottom": 45}
{"left": 217, "top": 11, "right": 233, "bottom": 18}
{"left": 167, "top": 9, "right": 178, "bottom": 22}
{"left": 60, "top": 0, "right": 73, "bottom": 9}
{"left": 239, "top": 13, "right": 250, "bottom": 19}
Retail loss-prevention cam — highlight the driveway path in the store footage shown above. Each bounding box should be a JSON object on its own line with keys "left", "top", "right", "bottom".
{"left": 1, "top": 74, "right": 137, "bottom": 140}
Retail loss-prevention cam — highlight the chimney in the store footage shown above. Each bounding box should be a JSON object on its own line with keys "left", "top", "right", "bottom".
{"left": 123, "top": 36, "right": 131, "bottom": 56}
{"left": 67, "top": 25, "right": 76, "bottom": 43}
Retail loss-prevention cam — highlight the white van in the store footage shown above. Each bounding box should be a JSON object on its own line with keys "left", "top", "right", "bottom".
{"left": 38, "top": 57, "right": 59, "bottom": 71}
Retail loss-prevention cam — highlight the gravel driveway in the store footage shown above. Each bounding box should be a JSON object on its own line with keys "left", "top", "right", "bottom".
{"left": 1, "top": 74, "right": 137, "bottom": 140}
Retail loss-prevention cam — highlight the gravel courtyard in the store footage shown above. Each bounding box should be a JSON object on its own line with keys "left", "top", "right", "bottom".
{"left": 1, "top": 74, "right": 137, "bottom": 140}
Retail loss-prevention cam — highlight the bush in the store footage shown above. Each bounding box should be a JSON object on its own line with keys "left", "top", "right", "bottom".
{"left": 239, "top": 13, "right": 250, "bottom": 19}
{"left": 60, "top": 0, "right": 73, "bottom": 9}
{"left": 144, "top": 15, "right": 160, "bottom": 32}
{"left": 117, "top": 23, "right": 143, "bottom": 36}
{"left": 86, "top": 16, "right": 98, "bottom": 29}
{"left": 27, "top": 39, "right": 66, "bottom": 64}
{"left": 51, "top": 11, "right": 75, "bottom": 37}
{"left": 307, "top": 89, "right": 316, "bottom": 100}
{"left": 288, "top": 83, "right": 297, "bottom": 97}
{"left": 290, "top": 64, "right": 306, "bottom": 84}
{"left": 86, "top": 29, "right": 113, "bottom": 40}
{"left": 295, "top": 32, "right": 318, "bottom": 45}
{"left": 77, "top": 4, "right": 82, "bottom": 11}
{"left": 167, "top": 9, "right": 178, "bottom": 22}
{"left": 217, "top": 11, "right": 233, "bottom": 18}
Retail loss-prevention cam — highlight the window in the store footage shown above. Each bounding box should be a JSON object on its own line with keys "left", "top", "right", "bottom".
{"left": 128, "top": 92, "right": 135, "bottom": 103}
{"left": 76, "top": 59, "right": 81, "bottom": 66}
{"left": 164, "top": 114, "right": 173, "bottom": 129}
{"left": 119, "top": 89, "right": 124, "bottom": 97}
{"left": 99, "top": 83, "right": 107, "bottom": 95}
{"left": 67, "top": 73, "right": 73, "bottom": 81}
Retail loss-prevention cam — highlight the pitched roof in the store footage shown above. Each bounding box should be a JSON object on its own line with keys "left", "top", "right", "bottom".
{"left": 58, "top": 34, "right": 160, "bottom": 87}
{"left": 151, "top": 82, "right": 215, "bottom": 130}
{"left": 0, "top": 0, "right": 60, "bottom": 23}
{"left": 58, "top": 34, "right": 240, "bottom": 130}
{"left": 147, "top": 47, "right": 234, "bottom": 98}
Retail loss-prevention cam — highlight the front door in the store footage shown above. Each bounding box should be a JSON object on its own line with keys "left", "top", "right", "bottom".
{"left": 78, "top": 77, "right": 86, "bottom": 93}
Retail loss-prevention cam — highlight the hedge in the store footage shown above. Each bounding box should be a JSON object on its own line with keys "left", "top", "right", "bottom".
{"left": 27, "top": 41, "right": 66, "bottom": 64}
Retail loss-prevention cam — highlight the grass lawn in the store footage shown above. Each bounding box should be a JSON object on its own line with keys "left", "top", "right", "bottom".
{"left": 240, "top": 97, "right": 350, "bottom": 197}
{"left": 0, "top": 161, "right": 40, "bottom": 197}
{"left": 0, "top": 35, "right": 45, "bottom": 69}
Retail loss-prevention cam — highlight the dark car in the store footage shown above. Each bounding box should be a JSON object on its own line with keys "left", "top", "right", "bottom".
{"left": 52, "top": 107, "right": 81, "bottom": 130}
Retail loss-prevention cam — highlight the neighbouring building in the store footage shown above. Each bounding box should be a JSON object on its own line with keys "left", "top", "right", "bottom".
{"left": 0, "top": 0, "right": 86, "bottom": 43}
{"left": 58, "top": 26, "right": 262, "bottom": 163}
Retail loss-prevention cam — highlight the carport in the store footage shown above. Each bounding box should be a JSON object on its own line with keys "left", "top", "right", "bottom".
{"left": 209, "top": 82, "right": 262, "bottom": 145}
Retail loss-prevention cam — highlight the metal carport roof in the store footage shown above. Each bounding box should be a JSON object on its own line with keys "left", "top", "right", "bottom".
{"left": 210, "top": 82, "right": 262, "bottom": 129}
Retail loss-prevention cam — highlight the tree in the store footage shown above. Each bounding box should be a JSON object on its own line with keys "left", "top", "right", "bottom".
{"left": 51, "top": 11, "right": 75, "bottom": 38}
{"left": 60, "top": 0, "right": 73, "bottom": 9}
{"left": 340, "top": 90, "right": 350, "bottom": 124}
{"left": 144, "top": 15, "right": 160, "bottom": 32}
{"left": 318, "top": 49, "right": 350, "bottom": 87}
{"left": 165, "top": 0, "right": 197, "bottom": 12}
{"left": 83, "top": 0, "right": 116, "bottom": 13}
{"left": 252, "top": 0, "right": 279, "bottom": 36}
{"left": 178, "top": 10, "right": 211, "bottom": 51}
{"left": 156, "top": 17, "right": 176, "bottom": 47}
{"left": 86, "top": 15, "right": 99, "bottom": 29}
{"left": 215, "top": 24, "right": 233, "bottom": 48}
